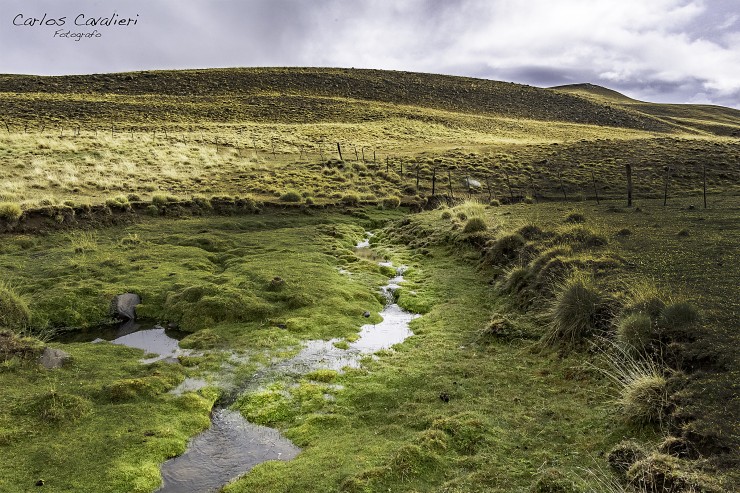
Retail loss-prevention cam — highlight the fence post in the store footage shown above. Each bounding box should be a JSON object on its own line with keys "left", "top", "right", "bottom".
{"left": 361, "top": 147, "right": 365, "bottom": 165}
{"left": 337, "top": 143, "right": 343, "bottom": 161}
{"left": 591, "top": 170, "right": 599, "bottom": 205}
{"left": 504, "top": 170, "right": 514, "bottom": 201}
{"left": 558, "top": 168, "right": 567, "bottom": 200}
{"left": 353, "top": 145, "right": 359, "bottom": 161}
{"left": 448, "top": 169, "right": 454, "bottom": 199}
{"left": 663, "top": 167, "right": 670, "bottom": 206}
{"left": 626, "top": 162, "right": 633, "bottom": 207}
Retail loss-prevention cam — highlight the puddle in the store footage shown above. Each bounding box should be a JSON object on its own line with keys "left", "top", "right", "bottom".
{"left": 156, "top": 409, "right": 300, "bottom": 493}
{"left": 56, "top": 320, "right": 189, "bottom": 363}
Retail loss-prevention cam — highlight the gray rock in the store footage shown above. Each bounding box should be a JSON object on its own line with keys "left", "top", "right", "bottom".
{"left": 110, "top": 293, "right": 141, "bottom": 320}
{"left": 462, "top": 177, "right": 481, "bottom": 188}
{"left": 39, "top": 347, "right": 70, "bottom": 369}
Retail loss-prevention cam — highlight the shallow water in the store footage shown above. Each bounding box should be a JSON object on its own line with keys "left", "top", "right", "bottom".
{"left": 156, "top": 409, "right": 300, "bottom": 493}
{"left": 57, "top": 321, "right": 188, "bottom": 363}
{"left": 157, "top": 233, "right": 419, "bottom": 492}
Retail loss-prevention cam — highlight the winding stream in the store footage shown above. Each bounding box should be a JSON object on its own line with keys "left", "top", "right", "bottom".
{"left": 64, "top": 234, "right": 418, "bottom": 493}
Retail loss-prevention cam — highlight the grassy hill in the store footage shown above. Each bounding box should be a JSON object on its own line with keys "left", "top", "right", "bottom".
{"left": 0, "top": 68, "right": 738, "bottom": 212}
{"left": 554, "top": 82, "right": 740, "bottom": 137}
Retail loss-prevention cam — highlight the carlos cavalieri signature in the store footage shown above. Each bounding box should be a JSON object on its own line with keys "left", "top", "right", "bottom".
{"left": 12, "top": 12, "right": 140, "bottom": 41}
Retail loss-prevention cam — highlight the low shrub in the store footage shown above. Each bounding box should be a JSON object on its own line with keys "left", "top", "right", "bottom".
{"left": 0, "top": 330, "right": 44, "bottom": 361}
{"left": 659, "top": 301, "right": 700, "bottom": 331}
{"left": 620, "top": 373, "right": 669, "bottom": 425}
{"left": 529, "top": 468, "right": 577, "bottom": 493}
{"left": 151, "top": 193, "right": 177, "bottom": 206}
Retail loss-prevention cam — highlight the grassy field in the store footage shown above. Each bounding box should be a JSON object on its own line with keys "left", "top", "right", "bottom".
{"left": 0, "top": 68, "right": 738, "bottom": 492}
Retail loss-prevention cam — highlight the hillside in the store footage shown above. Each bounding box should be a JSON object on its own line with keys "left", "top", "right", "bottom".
{"left": 554, "top": 82, "right": 740, "bottom": 137}
{"left": 0, "top": 68, "right": 674, "bottom": 131}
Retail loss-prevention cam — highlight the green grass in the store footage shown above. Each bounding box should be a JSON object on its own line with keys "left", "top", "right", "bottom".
{"left": 0, "top": 342, "right": 218, "bottom": 493}
{"left": 225, "top": 242, "right": 636, "bottom": 492}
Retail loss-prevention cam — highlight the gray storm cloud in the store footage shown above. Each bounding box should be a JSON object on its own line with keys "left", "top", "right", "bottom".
{"left": 0, "top": 0, "right": 738, "bottom": 108}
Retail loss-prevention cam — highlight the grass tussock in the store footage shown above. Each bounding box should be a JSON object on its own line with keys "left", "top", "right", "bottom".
{"left": 0, "top": 202, "right": 22, "bottom": 221}
{"left": 546, "top": 272, "right": 612, "bottom": 345}
{"left": 597, "top": 340, "right": 671, "bottom": 426}
{"left": 462, "top": 216, "right": 487, "bottom": 234}
{"left": 0, "top": 283, "right": 31, "bottom": 330}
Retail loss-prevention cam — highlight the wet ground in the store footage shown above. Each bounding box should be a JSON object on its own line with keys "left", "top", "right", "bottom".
{"left": 64, "top": 234, "right": 419, "bottom": 493}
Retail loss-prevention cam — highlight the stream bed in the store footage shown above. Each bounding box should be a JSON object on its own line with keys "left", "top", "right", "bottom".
{"left": 61, "top": 234, "right": 419, "bottom": 493}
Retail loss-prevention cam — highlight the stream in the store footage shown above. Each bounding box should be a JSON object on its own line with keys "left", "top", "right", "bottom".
{"left": 64, "top": 234, "right": 419, "bottom": 493}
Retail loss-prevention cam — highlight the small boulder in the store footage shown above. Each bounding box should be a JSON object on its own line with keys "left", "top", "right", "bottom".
{"left": 110, "top": 293, "right": 141, "bottom": 320}
{"left": 39, "top": 347, "right": 71, "bottom": 369}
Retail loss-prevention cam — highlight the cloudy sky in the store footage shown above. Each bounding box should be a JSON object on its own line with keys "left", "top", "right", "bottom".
{"left": 1, "top": 0, "right": 738, "bottom": 108}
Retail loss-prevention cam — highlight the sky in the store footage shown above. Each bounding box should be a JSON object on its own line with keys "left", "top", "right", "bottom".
{"left": 1, "top": 0, "right": 739, "bottom": 108}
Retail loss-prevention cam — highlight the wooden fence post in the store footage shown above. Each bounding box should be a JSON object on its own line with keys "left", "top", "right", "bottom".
{"left": 663, "top": 167, "right": 670, "bottom": 206}
{"left": 591, "top": 170, "right": 600, "bottom": 205}
{"left": 558, "top": 168, "right": 567, "bottom": 200}
{"left": 626, "top": 162, "right": 633, "bottom": 207}
{"left": 337, "top": 143, "right": 343, "bottom": 161}
{"left": 504, "top": 170, "right": 514, "bottom": 201}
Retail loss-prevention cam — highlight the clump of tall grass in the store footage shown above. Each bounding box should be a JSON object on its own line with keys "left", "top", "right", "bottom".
{"left": 616, "top": 312, "right": 654, "bottom": 352}
{"left": 279, "top": 190, "right": 302, "bottom": 202}
{"left": 596, "top": 339, "right": 670, "bottom": 426}
{"left": 0, "top": 282, "right": 31, "bottom": 330}
{"left": 0, "top": 202, "right": 22, "bottom": 221}
{"left": 546, "top": 272, "right": 612, "bottom": 345}
{"left": 462, "top": 216, "right": 487, "bottom": 234}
